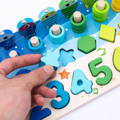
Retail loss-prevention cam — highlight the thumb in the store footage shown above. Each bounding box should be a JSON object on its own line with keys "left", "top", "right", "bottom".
{"left": 20, "top": 65, "right": 55, "bottom": 90}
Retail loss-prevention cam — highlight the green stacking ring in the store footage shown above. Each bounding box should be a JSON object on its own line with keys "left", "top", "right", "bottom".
{"left": 92, "top": 1, "right": 110, "bottom": 22}
{"left": 70, "top": 14, "right": 86, "bottom": 33}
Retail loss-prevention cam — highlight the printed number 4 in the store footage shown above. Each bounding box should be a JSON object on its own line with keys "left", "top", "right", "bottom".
{"left": 88, "top": 57, "right": 113, "bottom": 86}
{"left": 47, "top": 81, "right": 70, "bottom": 109}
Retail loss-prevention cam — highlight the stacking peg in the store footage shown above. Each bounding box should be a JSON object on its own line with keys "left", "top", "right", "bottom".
{"left": 97, "top": 0, "right": 105, "bottom": 10}
{"left": 70, "top": 11, "right": 86, "bottom": 33}
{"left": 30, "top": 36, "right": 40, "bottom": 47}
{"left": 73, "top": 11, "right": 82, "bottom": 23}
{"left": 9, "top": 50, "right": 18, "bottom": 58}
{"left": 51, "top": 24, "right": 61, "bottom": 35}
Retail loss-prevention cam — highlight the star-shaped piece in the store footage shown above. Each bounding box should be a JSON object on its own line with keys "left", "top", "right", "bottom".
{"left": 58, "top": 49, "right": 76, "bottom": 67}
{"left": 59, "top": 69, "right": 70, "bottom": 79}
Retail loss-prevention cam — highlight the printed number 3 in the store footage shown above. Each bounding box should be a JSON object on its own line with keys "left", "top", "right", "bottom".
{"left": 47, "top": 81, "right": 70, "bottom": 109}
{"left": 88, "top": 57, "right": 112, "bottom": 86}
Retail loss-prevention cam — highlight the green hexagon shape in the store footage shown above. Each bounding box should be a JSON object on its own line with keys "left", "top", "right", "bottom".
{"left": 78, "top": 35, "right": 96, "bottom": 54}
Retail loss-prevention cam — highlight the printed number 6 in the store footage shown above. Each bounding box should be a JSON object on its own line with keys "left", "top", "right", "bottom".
{"left": 47, "top": 81, "right": 70, "bottom": 109}
{"left": 88, "top": 57, "right": 112, "bottom": 86}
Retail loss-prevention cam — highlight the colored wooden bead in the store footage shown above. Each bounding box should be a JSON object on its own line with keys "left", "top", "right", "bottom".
{"left": 70, "top": 11, "right": 86, "bottom": 33}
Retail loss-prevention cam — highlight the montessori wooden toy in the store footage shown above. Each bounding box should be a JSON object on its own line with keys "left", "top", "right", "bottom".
{"left": 70, "top": 11, "right": 86, "bottom": 33}
{"left": 0, "top": 30, "right": 15, "bottom": 50}
{"left": 82, "top": 0, "right": 96, "bottom": 8}
{"left": 9, "top": 50, "right": 19, "bottom": 58}
{"left": 30, "top": 36, "right": 40, "bottom": 47}
{"left": 17, "top": 18, "right": 36, "bottom": 39}
{"left": 97, "top": 0, "right": 106, "bottom": 10}
{"left": 59, "top": 0, "right": 78, "bottom": 18}
{"left": 112, "top": 0, "right": 120, "bottom": 12}
{"left": 28, "top": 36, "right": 44, "bottom": 51}
{"left": 39, "top": 7, "right": 57, "bottom": 28}
{"left": 49, "top": 24, "right": 66, "bottom": 44}
{"left": 92, "top": 0, "right": 110, "bottom": 22}
{"left": 0, "top": 0, "right": 120, "bottom": 120}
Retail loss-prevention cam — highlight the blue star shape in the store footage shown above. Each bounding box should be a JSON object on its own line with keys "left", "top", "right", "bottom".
{"left": 58, "top": 49, "right": 76, "bottom": 67}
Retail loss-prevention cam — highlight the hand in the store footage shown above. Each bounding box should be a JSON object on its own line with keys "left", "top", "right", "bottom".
{"left": 0, "top": 54, "right": 56, "bottom": 120}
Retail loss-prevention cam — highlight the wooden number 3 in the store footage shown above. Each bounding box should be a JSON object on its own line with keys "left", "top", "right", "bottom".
{"left": 47, "top": 81, "right": 70, "bottom": 109}
{"left": 88, "top": 57, "right": 113, "bottom": 86}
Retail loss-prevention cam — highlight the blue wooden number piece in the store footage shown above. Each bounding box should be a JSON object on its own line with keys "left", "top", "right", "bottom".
{"left": 47, "top": 81, "right": 70, "bottom": 109}
{"left": 71, "top": 69, "right": 93, "bottom": 95}
{"left": 30, "top": 106, "right": 51, "bottom": 120}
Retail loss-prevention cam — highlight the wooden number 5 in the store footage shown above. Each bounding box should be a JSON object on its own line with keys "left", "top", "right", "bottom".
{"left": 88, "top": 57, "right": 113, "bottom": 86}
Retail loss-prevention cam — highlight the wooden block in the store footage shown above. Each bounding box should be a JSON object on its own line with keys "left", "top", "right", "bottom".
{"left": 73, "top": 11, "right": 82, "bottom": 23}
{"left": 99, "top": 24, "right": 116, "bottom": 42}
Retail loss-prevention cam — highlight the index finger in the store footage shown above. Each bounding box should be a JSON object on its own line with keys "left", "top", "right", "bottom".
{"left": 0, "top": 54, "right": 41, "bottom": 76}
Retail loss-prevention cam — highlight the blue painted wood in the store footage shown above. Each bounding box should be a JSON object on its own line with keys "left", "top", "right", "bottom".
{"left": 71, "top": 69, "right": 93, "bottom": 94}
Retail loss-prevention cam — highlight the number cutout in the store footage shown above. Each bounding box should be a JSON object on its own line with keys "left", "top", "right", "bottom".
{"left": 113, "top": 47, "right": 120, "bottom": 72}
{"left": 71, "top": 69, "right": 93, "bottom": 95}
{"left": 30, "top": 106, "right": 51, "bottom": 120}
{"left": 47, "top": 81, "right": 70, "bottom": 109}
{"left": 88, "top": 57, "right": 112, "bottom": 86}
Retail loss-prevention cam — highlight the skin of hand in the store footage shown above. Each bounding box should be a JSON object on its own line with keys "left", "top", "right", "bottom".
{"left": 0, "top": 54, "right": 56, "bottom": 120}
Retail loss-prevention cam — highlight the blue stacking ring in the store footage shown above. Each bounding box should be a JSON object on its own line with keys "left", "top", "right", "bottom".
{"left": 49, "top": 25, "right": 66, "bottom": 44}
{"left": 28, "top": 37, "right": 44, "bottom": 51}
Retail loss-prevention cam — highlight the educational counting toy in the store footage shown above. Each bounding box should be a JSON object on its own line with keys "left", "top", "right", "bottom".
{"left": 0, "top": 0, "right": 120, "bottom": 120}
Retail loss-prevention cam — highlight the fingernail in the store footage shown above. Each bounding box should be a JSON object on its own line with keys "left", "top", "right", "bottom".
{"left": 43, "top": 66, "right": 54, "bottom": 75}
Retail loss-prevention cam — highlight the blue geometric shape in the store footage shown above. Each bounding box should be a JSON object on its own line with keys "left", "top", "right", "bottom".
{"left": 71, "top": 69, "right": 93, "bottom": 95}
{"left": 47, "top": 81, "right": 70, "bottom": 109}
{"left": 58, "top": 49, "right": 76, "bottom": 66}
{"left": 30, "top": 106, "right": 51, "bottom": 120}
{"left": 41, "top": 51, "right": 60, "bottom": 67}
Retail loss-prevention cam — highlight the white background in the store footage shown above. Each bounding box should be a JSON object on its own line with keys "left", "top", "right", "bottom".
{"left": 0, "top": 0, "right": 120, "bottom": 120}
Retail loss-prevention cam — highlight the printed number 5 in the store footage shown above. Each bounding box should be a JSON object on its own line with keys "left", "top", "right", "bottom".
{"left": 88, "top": 57, "right": 112, "bottom": 86}
{"left": 47, "top": 81, "right": 70, "bottom": 109}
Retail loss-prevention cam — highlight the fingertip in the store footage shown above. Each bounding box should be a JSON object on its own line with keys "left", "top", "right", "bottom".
{"left": 33, "top": 95, "right": 45, "bottom": 106}
{"left": 43, "top": 65, "right": 55, "bottom": 76}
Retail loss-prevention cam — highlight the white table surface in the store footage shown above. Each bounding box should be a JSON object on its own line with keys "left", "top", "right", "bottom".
{"left": 0, "top": 0, "right": 120, "bottom": 120}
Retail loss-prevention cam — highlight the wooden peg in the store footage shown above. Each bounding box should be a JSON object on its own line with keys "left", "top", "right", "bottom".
{"left": 97, "top": 0, "right": 105, "bottom": 10}
{"left": 9, "top": 50, "right": 18, "bottom": 57}
{"left": 30, "top": 36, "right": 40, "bottom": 47}
{"left": 73, "top": 11, "right": 82, "bottom": 23}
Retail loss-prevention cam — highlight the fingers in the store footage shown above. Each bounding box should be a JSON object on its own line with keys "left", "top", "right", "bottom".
{"left": 22, "top": 65, "right": 55, "bottom": 90}
{"left": 0, "top": 54, "right": 41, "bottom": 76}
{"left": 33, "top": 86, "right": 56, "bottom": 98}
{"left": 32, "top": 94, "right": 45, "bottom": 106}
{"left": 32, "top": 86, "right": 56, "bottom": 106}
